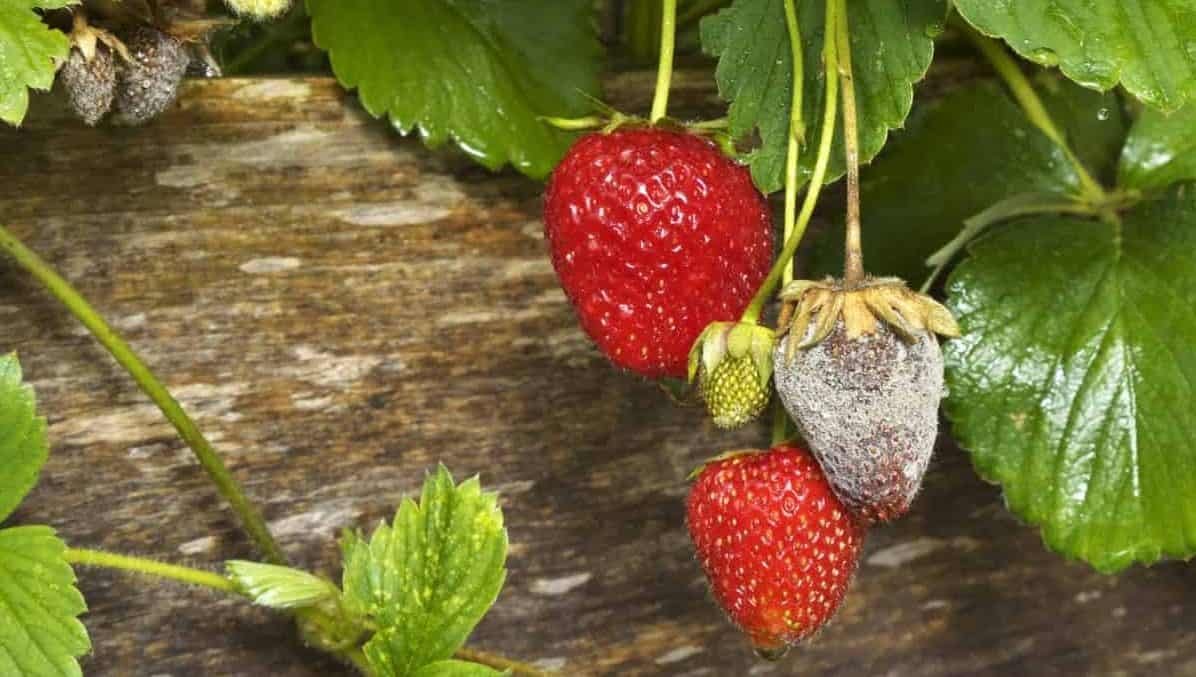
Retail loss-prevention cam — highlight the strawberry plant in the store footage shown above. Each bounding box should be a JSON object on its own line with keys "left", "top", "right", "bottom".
{"left": 2, "top": 0, "right": 1196, "bottom": 671}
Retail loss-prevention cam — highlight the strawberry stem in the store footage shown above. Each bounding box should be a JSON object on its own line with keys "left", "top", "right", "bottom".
{"left": 835, "top": 0, "right": 865, "bottom": 288}
{"left": 455, "top": 647, "right": 551, "bottom": 677}
{"left": 769, "top": 399, "right": 791, "bottom": 446}
{"left": 781, "top": 0, "right": 804, "bottom": 287}
{"left": 0, "top": 224, "right": 287, "bottom": 566}
{"left": 650, "top": 0, "right": 678, "bottom": 123}
{"left": 955, "top": 18, "right": 1107, "bottom": 205}
{"left": 741, "top": 0, "right": 840, "bottom": 324}
{"left": 65, "top": 547, "right": 240, "bottom": 594}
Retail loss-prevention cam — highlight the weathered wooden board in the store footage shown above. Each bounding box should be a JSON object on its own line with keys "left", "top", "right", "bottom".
{"left": 2, "top": 75, "right": 1195, "bottom": 677}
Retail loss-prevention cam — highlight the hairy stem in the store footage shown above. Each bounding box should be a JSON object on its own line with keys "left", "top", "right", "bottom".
{"left": 650, "top": 0, "right": 678, "bottom": 122}
{"left": 741, "top": 0, "right": 840, "bottom": 323}
{"left": 65, "top": 548, "right": 240, "bottom": 594}
{"left": 0, "top": 225, "right": 286, "bottom": 566}
{"left": 455, "top": 647, "right": 550, "bottom": 677}
{"left": 835, "top": 0, "right": 864, "bottom": 288}
{"left": 957, "top": 20, "right": 1106, "bottom": 203}
{"left": 781, "top": 0, "right": 804, "bottom": 287}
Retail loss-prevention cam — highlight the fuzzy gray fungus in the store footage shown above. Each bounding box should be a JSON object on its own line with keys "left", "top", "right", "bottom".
{"left": 113, "top": 27, "right": 190, "bottom": 126}
{"left": 61, "top": 46, "right": 116, "bottom": 126}
{"left": 774, "top": 321, "right": 944, "bottom": 524}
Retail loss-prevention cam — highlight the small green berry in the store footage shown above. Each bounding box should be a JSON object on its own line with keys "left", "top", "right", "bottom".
{"left": 699, "top": 356, "right": 771, "bottom": 429}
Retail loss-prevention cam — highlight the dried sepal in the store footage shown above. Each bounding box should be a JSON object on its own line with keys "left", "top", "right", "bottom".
{"left": 777, "top": 276, "right": 960, "bottom": 358}
{"left": 69, "top": 13, "right": 131, "bottom": 64}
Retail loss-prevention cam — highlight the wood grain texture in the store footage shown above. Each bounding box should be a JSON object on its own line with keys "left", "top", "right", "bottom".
{"left": 2, "top": 74, "right": 1195, "bottom": 677}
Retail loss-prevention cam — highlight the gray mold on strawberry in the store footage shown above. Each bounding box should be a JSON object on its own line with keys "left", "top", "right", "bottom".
{"left": 113, "top": 27, "right": 191, "bottom": 126}
{"left": 61, "top": 45, "right": 117, "bottom": 126}
{"left": 774, "top": 321, "right": 944, "bottom": 524}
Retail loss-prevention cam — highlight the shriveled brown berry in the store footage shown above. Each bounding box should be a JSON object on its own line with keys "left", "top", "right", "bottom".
{"left": 113, "top": 26, "right": 190, "bottom": 126}
{"left": 60, "top": 45, "right": 116, "bottom": 126}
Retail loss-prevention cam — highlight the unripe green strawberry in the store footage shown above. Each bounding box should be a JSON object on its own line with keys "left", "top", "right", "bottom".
{"left": 773, "top": 277, "right": 958, "bottom": 524}
{"left": 113, "top": 26, "right": 190, "bottom": 126}
{"left": 224, "top": 0, "right": 293, "bottom": 19}
{"left": 701, "top": 357, "right": 769, "bottom": 428}
{"left": 689, "top": 321, "right": 774, "bottom": 429}
{"left": 60, "top": 44, "right": 116, "bottom": 126}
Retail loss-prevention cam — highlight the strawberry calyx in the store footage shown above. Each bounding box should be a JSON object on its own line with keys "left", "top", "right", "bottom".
{"left": 776, "top": 276, "right": 959, "bottom": 363}
{"left": 685, "top": 447, "right": 763, "bottom": 481}
{"left": 67, "top": 12, "right": 131, "bottom": 65}
{"left": 542, "top": 110, "right": 734, "bottom": 149}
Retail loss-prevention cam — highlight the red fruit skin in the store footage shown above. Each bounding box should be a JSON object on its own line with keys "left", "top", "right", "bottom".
{"left": 686, "top": 444, "right": 865, "bottom": 650}
{"left": 543, "top": 128, "right": 773, "bottom": 378}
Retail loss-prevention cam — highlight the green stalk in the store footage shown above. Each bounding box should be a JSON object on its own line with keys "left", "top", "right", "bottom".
{"left": 781, "top": 0, "right": 804, "bottom": 287}
{"left": 0, "top": 225, "right": 286, "bottom": 566}
{"left": 65, "top": 548, "right": 239, "bottom": 594}
{"left": 456, "top": 647, "right": 550, "bottom": 677}
{"left": 835, "top": 0, "right": 864, "bottom": 287}
{"left": 650, "top": 0, "right": 678, "bottom": 122}
{"left": 741, "top": 0, "right": 840, "bottom": 323}
{"left": 769, "top": 399, "right": 790, "bottom": 446}
{"left": 957, "top": 20, "right": 1107, "bottom": 203}
{"left": 65, "top": 547, "right": 538, "bottom": 676}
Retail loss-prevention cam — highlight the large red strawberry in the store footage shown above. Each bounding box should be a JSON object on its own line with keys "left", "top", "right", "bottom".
{"left": 543, "top": 127, "right": 773, "bottom": 378}
{"left": 686, "top": 444, "right": 865, "bottom": 654}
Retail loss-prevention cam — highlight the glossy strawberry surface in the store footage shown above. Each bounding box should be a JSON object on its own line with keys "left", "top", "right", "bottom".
{"left": 686, "top": 444, "right": 865, "bottom": 650}
{"left": 543, "top": 127, "right": 772, "bottom": 378}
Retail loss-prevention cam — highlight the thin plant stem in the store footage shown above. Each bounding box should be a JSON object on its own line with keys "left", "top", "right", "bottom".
{"left": 455, "top": 647, "right": 550, "bottom": 677}
{"left": 741, "top": 0, "right": 840, "bottom": 323}
{"left": 650, "top": 0, "right": 678, "bottom": 122}
{"left": 769, "top": 399, "right": 789, "bottom": 446}
{"left": 835, "top": 0, "right": 864, "bottom": 288}
{"left": 688, "top": 117, "right": 729, "bottom": 130}
{"left": 65, "top": 548, "right": 240, "bottom": 594}
{"left": 956, "top": 20, "right": 1106, "bottom": 203}
{"left": 781, "top": 0, "right": 804, "bottom": 287}
{"left": 540, "top": 115, "right": 608, "bottom": 130}
{"left": 0, "top": 225, "right": 287, "bottom": 566}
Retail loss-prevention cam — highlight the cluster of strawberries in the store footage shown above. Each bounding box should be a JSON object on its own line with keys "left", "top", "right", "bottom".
{"left": 544, "top": 126, "right": 957, "bottom": 656}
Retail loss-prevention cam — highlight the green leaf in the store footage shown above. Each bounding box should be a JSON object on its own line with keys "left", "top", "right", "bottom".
{"left": 0, "top": 526, "right": 90, "bottom": 676}
{"left": 0, "top": 353, "right": 48, "bottom": 523}
{"left": 954, "top": 0, "right": 1196, "bottom": 112}
{"left": 1037, "top": 73, "right": 1128, "bottom": 182}
{"left": 700, "top": 0, "right": 945, "bottom": 193}
{"left": 411, "top": 660, "right": 505, "bottom": 677}
{"left": 808, "top": 81, "right": 1082, "bottom": 283}
{"left": 0, "top": 0, "right": 75, "bottom": 126}
{"left": 1117, "top": 103, "right": 1196, "bottom": 192}
{"left": 306, "top": 0, "right": 602, "bottom": 180}
{"left": 226, "top": 560, "right": 338, "bottom": 610}
{"left": 341, "top": 466, "right": 507, "bottom": 677}
{"left": 944, "top": 184, "right": 1196, "bottom": 572}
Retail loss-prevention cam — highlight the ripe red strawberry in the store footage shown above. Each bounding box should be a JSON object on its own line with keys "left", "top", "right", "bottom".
{"left": 543, "top": 127, "right": 773, "bottom": 378}
{"left": 686, "top": 444, "right": 865, "bottom": 654}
